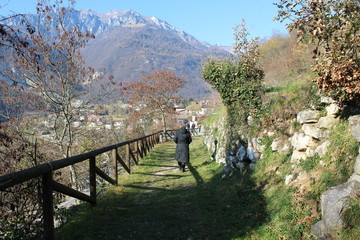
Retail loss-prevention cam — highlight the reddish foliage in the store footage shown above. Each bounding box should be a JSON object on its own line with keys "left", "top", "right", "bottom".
{"left": 123, "top": 70, "right": 187, "bottom": 133}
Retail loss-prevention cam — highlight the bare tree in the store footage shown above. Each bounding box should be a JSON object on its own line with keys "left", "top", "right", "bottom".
{"left": 123, "top": 70, "right": 187, "bottom": 134}
{"left": 0, "top": 0, "right": 114, "bottom": 187}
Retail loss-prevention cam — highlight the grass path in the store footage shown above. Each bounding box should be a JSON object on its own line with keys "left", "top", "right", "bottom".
{"left": 56, "top": 135, "right": 267, "bottom": 240}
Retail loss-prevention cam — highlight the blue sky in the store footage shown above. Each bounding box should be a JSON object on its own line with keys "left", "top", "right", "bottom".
{"left": 0, "top": 0, "right": 289, "bottom": 46}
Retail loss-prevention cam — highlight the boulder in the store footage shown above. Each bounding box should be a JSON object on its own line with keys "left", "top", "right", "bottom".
{"left": 317, "top": 115, "right": 338, "bottom": 129}
{"left": 315, "top": 141, "right": 331, "bottom": 157}
{"left": 236, "top": 146, "right": 246, "bottom": 161}
{"left": 291, "top": 150, "right": 308, "bottom": 164}
{"left": 271, "top": 138, "right": 291, "bottom": 153}
{"left": 236, "top": 162, "right": 245, "bottom": 170}
{"left": 218, "top": 157, "right": 226, "bottom": 164}
{"left": 349, "top": 115, "right": 360, "bottom": 142}
{"left": 226, "top": 155, "right": 236, "bottom": 166}
{"left": 271, "top": 138, "right": 284, "bottom": 152}
{"left": 297, "top": 110, "right": 321, "bottom": 124}
{"left": 302, "top": 124, "right": 327, "bottom": 140}
{"left": 326, "top": 103, "right": 340, "bottom": 116}
{"left": 305, "top": 148, "right": 315, "bottom": 158}
{"left": 290, "top": 132, "right": 317, "bottom": 150}
{"left": 279, "top": 143, "right": 291, "bottom": 154}
{"left": 320, "top": 96, "right": 334, "bottom": 104}
{"left": 252, "top": 137, "right": 266, "bottom": 153}
{"left": 354, "top": 153, "right": 360, "bottom": 175}
{"left": 311, "top": 221, "right": 331, "bottom": 240}
{"left": 312, "top": 180, "right": 360, "bottom": 239}
{"left": 349, "top": 174, "right": 360, "bottom": 183}
{"left": 246, "top": 147, "right": 258, "bottom": 163}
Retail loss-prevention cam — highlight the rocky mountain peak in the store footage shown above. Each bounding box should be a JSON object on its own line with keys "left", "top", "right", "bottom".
{"left": 1, "top": 8, "right": 229, "bottom": 99}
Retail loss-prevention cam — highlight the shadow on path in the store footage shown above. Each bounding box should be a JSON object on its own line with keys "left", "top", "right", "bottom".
{"left": 56, "top": 138, "right": 268, "bottom": 240}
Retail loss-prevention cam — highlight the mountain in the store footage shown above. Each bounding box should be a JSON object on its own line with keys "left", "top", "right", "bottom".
{"left": 77, "top": 9, "right": 211, "bottom": 50}
{"left": 1, "top": 9, "right": 229, "bottom": 99}
{"left": 77, "top": 9, "right": 229, "bottom": 98}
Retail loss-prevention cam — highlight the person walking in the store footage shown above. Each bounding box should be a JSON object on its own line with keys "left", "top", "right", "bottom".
{"left": 174, "top": 120, "right": 192, "bottom": 172}
{"left": 191, "top": 122, "right": 196, "bottom": 133}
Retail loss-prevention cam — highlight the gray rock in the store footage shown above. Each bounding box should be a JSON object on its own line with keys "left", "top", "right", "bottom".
{"left": 302, "top": 124, "right": 327, "bottom": 140}
{"left": 226, "top": 155, "right": 236, "bottom": 166}
{"left": 236, "top": 146, "right": 246, "bottom": 161}
{"left": 305, "top": 148, "right": 316, "bottom": 158}
{"left": 349, "top": 173, "right": 360, "bottom": 182}
{"left": 320, "top": 96, "right": 334, "bottom": 104}
{"left": 313, "top": 180, "right": 360, "bottom": 239}
{"left": 354, "top": 153, "right": 360, "bottom": 175}
{"left": 326, "top": 103, "right": 340, "bottom": 116}
{"left": 271, "top": 138, "right": 290, "bottom": 154}
{"left": 271, "top": 138, "right": 283, "bottom": 152}
{"left": 349, "top": 115, "right": 360, "bottom": 142}
{"left": 246, "top": 147, "right": 258, "bottom": 163}
{"left": 317, "top": 115, "right": 338, "bottom": 129}
{"left": 279, "top": 143, "right": 291, "bottom": 154}
{"left": 311, "top": 221, "right": 332, "bottom": 240}
{"left": 236, "top": 162, "right": 245, "bottom": 170}
{"left": 315, "top": 141, "right": 331, "bottom": 157}
{"left": 297, "top": 110, "right": 321, "bottom": 124}
{"left": 291, "top": 150, "right": 308, "bottom": 164}
{"left": 252, "top": 137, "right": 265, "bottom": 153}
{"left": 218, "top": 157, "right": 226, "bottom": 164}
{"left": 290, "top": 132, "right": 317, "bottom": 150}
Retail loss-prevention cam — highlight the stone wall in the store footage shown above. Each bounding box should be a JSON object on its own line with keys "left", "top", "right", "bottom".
{"left": 203, "top": 98, "right": 360, "bottom": 239}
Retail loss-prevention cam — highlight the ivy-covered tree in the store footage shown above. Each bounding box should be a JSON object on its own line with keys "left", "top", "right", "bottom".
{"left": 275, "top": 0, "right": 360, "bottom": 106}
{"left": 201, "top": 20, "right": 264, "bottom": 133}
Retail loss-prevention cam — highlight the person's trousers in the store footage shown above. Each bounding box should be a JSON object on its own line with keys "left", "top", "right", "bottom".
{"left": 178, "top": 161, "right": 186, "bottom": 172}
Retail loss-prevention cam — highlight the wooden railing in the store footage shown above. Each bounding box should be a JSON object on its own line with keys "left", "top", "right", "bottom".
{"left": 0, "top": 128, "right": 200, "bottom": 239}
{"left": 0, "top": 131, "right": 165, "bottom": 240}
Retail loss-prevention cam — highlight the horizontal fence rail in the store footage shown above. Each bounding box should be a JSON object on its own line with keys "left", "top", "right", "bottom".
{"left": 0, "top": 130, "right": 169, "bottom": 240}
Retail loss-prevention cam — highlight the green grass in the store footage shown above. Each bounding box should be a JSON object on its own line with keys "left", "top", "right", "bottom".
{"left": 203, "top": 106, "right": 226, "bottom": 126}
{"left": 55, "top": 136, "right": 267, "bottom": 240}
{"left": 55, "top": 119, "right": 359, "bottom": 240}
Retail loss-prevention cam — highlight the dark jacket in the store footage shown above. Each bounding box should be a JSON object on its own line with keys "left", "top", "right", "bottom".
{"left": 174, "top": 127, "right": 192, "bottom": 163}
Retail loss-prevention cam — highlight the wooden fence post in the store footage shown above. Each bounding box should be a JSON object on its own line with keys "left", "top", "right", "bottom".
{"left": 135, "top": 141, "right": 139, "bottom": 162}
{"left": 142, "top": 139, "right": 147, "bottom": 156}
{"left": 126, "top": 144, "right": 131, "bottom": 173}
{"left": 42, "top": 171, "right": 54, "bottom": 240}
{"left": 137, "top": 140, "right": 143, "bottom": 159}
{"left": 112, "top": 149, "right": 118, "bottom": 184}
{"left": 145, "top": 138, "right": 150, "bottom": 153}
{"left": 150, "top": 135, "right": 154, "bottom": 148}
{"left": 89, "top": 156, "right": 96, "bottom": 206}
